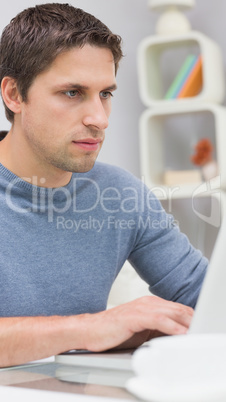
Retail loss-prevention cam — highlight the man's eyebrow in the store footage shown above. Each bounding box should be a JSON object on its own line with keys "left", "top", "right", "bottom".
{"left": 54, "top": 83, "right": 117, "bottom": 91}
{"left": 103, "top": 84, "right": 117, "bottom": 91}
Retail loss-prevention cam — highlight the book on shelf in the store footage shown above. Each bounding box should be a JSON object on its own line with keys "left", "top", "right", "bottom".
{"left": 164, "top": 54, "right": 203, "bottom": 99}
{"left": 177, "top": 55, "right": 203, "bottom": 98}
{"left": 164, "top": 169, "right": 202, "bottom": 186}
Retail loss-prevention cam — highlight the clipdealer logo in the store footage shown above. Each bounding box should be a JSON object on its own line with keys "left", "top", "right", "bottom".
{"left": 5, "top": 175, "right": 220, "bottom": 229}
{"left": 5, "top": 176, "right": 167, "bottom": 222}
{"left": 191, "top": 176, "right": 221, "bottom": 228}
{"left": 55, "top": 214, "right": 177, "bottom": 233}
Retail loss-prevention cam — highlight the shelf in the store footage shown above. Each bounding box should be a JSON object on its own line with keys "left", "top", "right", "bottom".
{"left": 139, "top": 103, "right": 226, "bottom": 198}
{"left": 137, "top": 31, "right": 225, "bottom": 107}
{"left": 137, "top": 6, "right": 226, "bottom": 259}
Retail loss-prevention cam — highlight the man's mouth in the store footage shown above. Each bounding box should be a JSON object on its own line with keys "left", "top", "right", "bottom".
{"left": 72, "top": 138, "right": 102, "bottom": 151}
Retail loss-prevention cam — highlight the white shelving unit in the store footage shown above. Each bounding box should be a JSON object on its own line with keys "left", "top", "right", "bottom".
{"left": 140, "top": 103, "right": 226, "bottom": 198}
{"left": 137, "top": 0, "right": 226, "bottom": 255}
{"left": 137, "top": 31, "right": 225, "bottom": 108}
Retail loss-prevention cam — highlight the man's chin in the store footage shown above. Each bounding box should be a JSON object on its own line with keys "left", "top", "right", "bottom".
{"left": 70, "top": 159, "right": 97, "bottom": 174}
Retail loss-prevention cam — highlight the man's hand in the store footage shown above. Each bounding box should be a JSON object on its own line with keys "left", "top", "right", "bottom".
{"left": 0, "top": 295, "right": 193, "bottom": 367}
{"left": 80, "top": 295, "right": 194, "bottom": 351}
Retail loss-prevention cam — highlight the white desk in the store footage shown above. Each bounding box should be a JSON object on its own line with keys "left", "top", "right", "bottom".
{"left": 0, "top": 359, "right": 138, "bottom": 401}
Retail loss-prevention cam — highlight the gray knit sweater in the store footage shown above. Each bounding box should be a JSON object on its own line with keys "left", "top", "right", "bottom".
{"left": 0, "top": 162, "right": 207, "bottom": 317}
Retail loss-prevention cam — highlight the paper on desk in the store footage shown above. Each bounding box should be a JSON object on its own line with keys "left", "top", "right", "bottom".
{"left": 0, "top": 385, "right": 129, "bottom": 401}
{"left": 27, "top": 356, "right": 55, "bottom": 364}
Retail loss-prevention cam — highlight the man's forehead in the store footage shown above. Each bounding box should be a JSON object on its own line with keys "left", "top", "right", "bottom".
{"left": 31, "top": 46, "right": 117, "bottom": 91}
{"left": 49, "top": 45, "right": 115, "bottom": 71}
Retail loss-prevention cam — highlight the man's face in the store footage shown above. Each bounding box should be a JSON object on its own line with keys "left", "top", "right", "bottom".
{"left": 18, "top": 45, "right": 117, "bottom": 175}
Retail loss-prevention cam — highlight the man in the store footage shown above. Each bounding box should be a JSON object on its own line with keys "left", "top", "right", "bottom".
{"left": 0, "top": 3, "right": 207, "bottom": 367}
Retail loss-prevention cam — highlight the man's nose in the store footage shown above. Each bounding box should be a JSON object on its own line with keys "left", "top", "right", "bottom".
{"left": 82, "top": 97, "right": 109, "bottom": 131}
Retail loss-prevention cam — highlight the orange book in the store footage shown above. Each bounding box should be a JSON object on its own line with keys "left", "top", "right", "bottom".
{"left": 177, "top": 56, "right": 203, "bottom": 98}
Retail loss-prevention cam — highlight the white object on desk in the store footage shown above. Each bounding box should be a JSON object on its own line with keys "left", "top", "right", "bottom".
{"left": 55, "top": 350, "right": 132, "bottom": 370}
{"left": 126, "top": 333, "right": 226, "bottom": 402}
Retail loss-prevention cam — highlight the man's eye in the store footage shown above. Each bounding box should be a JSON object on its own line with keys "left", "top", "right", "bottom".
{"left": 65, "top": 90, "right": 79, "bottom": 98}
{"left": 100, "top": 91, "right": 113, "bottom": 99}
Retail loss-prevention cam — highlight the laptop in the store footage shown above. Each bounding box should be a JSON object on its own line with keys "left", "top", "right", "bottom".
{"left": 55, "top": 216, "right": 226, "bottom": 369}
{"left": 189, "top": 214, "right": 226, "bottom": 334}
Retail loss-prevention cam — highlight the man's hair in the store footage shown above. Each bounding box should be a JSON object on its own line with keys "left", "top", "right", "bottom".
{"left": 0, "top": 3, "right": 123, "bottom": 122}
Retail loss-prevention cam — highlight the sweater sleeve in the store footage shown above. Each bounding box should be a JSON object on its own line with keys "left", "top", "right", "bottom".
{"left": 128, "top": 189, "right": 208, "bottom": 308}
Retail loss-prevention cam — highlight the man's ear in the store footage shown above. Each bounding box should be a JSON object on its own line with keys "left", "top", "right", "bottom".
{"left": 1, "top": 77, "right": 22, "bottom": 114}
